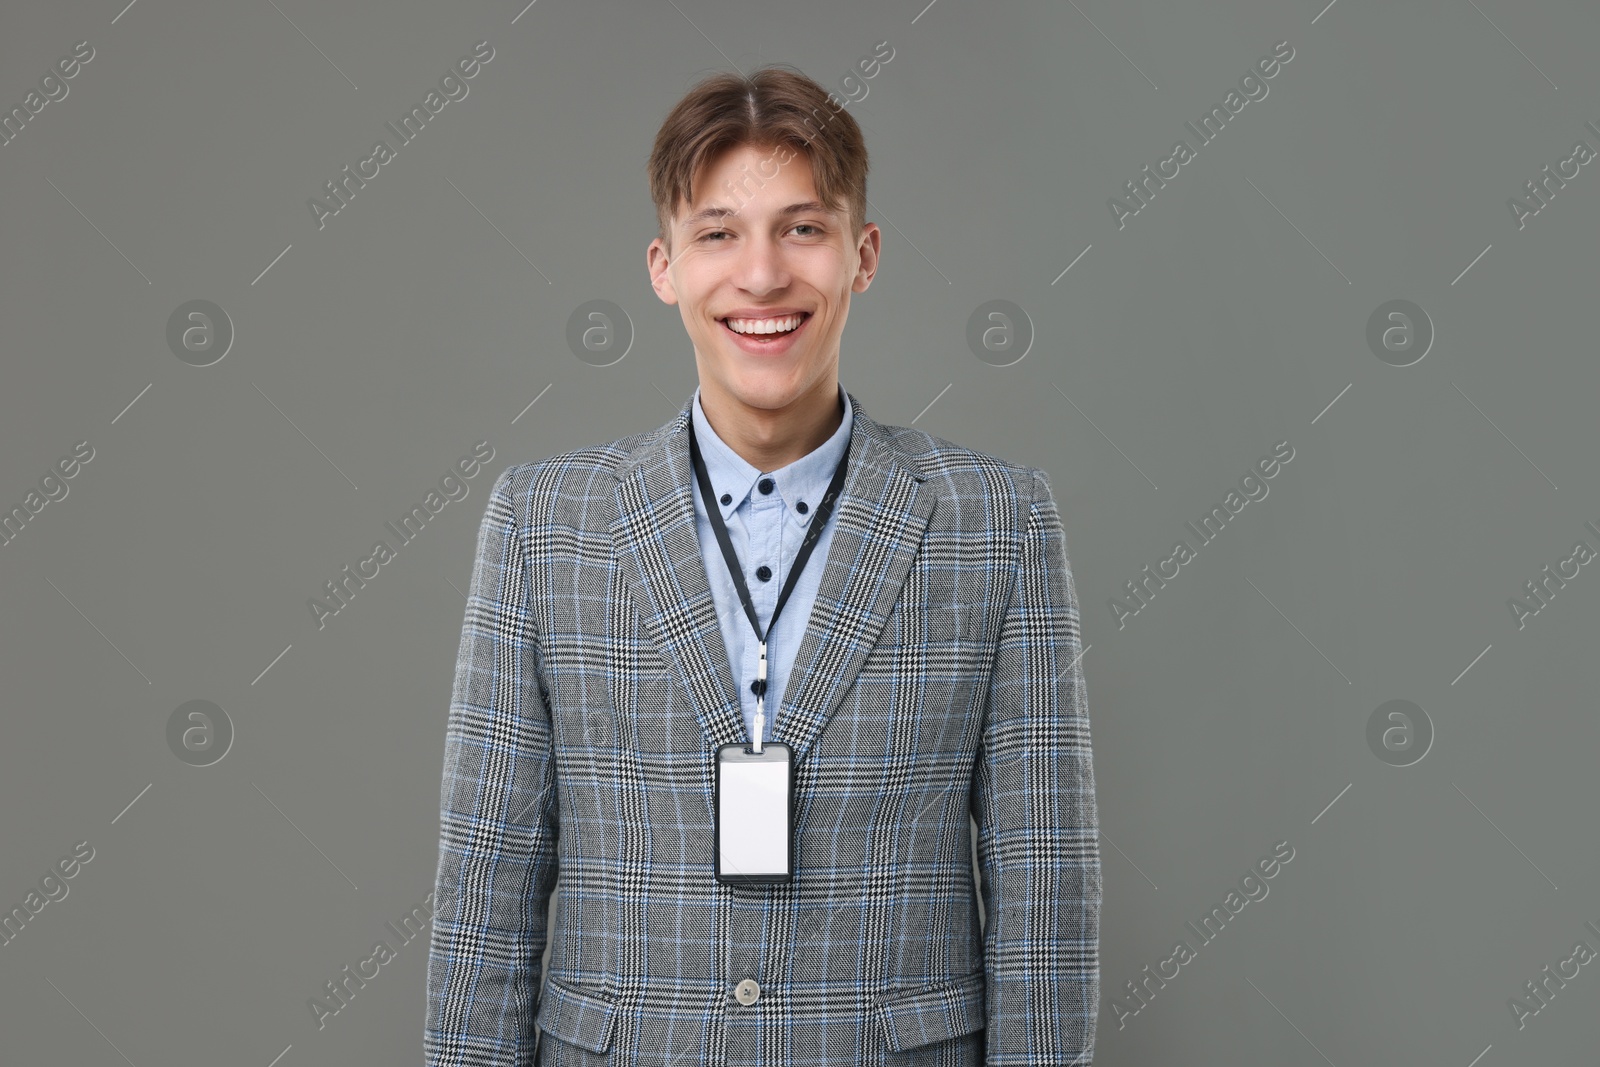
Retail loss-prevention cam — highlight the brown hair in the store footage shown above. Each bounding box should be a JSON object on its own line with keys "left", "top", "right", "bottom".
{"left": 647, "top": 64, "right": 868, "bottom": 253}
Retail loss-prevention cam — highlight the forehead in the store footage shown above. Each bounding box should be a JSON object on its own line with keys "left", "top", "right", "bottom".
{"left": 677, "top": 143, "right": 838, "bottom": 225}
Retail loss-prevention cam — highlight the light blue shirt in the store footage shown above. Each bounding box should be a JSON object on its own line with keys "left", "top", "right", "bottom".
{"left": 690, "top": 382, "right": 854, "bottom": 746}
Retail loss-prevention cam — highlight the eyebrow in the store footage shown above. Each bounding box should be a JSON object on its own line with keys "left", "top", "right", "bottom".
{"left": 679, "top": 201, "right": 839, "bottom": 229}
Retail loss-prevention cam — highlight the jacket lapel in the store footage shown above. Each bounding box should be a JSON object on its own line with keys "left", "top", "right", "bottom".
{"left": 611, "top": 388, "right": 934, "bottom": 767}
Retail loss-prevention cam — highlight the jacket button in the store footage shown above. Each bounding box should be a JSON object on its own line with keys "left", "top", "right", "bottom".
{"left": 734, "top": 978, "right": 761, "bottom": 1005}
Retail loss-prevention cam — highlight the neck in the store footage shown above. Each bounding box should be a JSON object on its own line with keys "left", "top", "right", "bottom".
{"left": 698, "top": 379, "right": 844, "bottom": 471}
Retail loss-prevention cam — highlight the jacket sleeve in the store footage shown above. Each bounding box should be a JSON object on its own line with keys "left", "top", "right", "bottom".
{"left": 970, "top": 466, "right": 1102, "bottom": 1065}
{"left": 426, "top": 466, "right": 560, "bottom": 1067}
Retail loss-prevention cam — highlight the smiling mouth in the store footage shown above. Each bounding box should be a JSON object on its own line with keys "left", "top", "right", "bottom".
{"left": 719, "top": 312, "right": 812, "bottom": 341}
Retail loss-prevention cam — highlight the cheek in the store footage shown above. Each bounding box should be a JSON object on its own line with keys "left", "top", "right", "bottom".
{"left": 670, "top": 273, "right": 716, "bottom": 314}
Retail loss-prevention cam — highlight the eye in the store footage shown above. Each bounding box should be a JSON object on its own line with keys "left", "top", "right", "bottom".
{"left": 699, "top": 230, "right": 730, "bottom": 242}
{"left": 791, "top": 223, "right": 823, "bottom": 237}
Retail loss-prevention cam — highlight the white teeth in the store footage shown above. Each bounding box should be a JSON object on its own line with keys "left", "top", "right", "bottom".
{"left": 723, "top": 314, "right": 806, "bottom": 335}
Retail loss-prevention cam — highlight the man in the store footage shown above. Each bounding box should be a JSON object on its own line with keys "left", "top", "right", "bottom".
{"left": 425, "top": 65, "right": 1100, "bottom": 1066}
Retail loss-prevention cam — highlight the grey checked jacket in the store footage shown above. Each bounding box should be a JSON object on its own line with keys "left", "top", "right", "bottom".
{"left": 425, "top": 389, "right": 1101, "bottom": 1066}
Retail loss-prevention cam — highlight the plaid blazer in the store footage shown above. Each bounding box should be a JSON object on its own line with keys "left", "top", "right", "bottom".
{"left": 425, "top": 388, "right": 1101, "bottom": 1066}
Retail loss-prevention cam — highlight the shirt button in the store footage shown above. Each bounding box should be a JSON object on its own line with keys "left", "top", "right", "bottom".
{"left": 720, "top": 492, "right": 732, "bottom": 506}
{"left": 735, "top": 978, "right": 761, "bottom": 1005}
{"left": 796, "top": 501, "right": 808, "bottom": 514}
{"left": 758, "top": 477, "right": 774, "bottom": 494}
{"left": 755, "top": 565, "right": 772, "bottom": 581}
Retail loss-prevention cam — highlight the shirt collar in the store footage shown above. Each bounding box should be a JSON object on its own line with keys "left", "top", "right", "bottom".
{"left": 691, "top": 382, "right": 853, "bottom": 529}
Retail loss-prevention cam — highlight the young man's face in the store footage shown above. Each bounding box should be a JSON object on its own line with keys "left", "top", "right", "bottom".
{"left": 647, "top": 142, "right": 881, "bottom": 418}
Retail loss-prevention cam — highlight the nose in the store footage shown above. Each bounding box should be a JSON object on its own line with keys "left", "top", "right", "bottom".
{"left": 731, "top": 230, "right": 790, "bottom": 295}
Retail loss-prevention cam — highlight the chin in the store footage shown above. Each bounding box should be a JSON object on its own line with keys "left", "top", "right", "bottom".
{"left": 728, "top": 378, "right": 799, "bottom": 404}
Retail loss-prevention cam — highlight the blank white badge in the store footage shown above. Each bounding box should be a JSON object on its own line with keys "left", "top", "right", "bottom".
{"left": 718, "top": 756, "right": 789, "bottom": 876}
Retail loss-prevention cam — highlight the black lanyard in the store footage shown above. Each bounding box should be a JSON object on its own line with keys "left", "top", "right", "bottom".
{"left": 688, "top": 416, "right": 850, "bottom": 749}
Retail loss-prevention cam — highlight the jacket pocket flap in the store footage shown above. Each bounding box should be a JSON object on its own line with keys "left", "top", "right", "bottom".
{"left": 872, "top": 970, "right": 986, "bottom": 1052}
{"left": 535, "top": 974, "right": 619, "bottom": 1053}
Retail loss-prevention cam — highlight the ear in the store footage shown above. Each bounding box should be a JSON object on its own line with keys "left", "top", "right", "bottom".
{"left": 851, "top": 222, "right": 882, "bottom": 294}
{"left": 647, "top": 237, "right": 679, "bottom": 305}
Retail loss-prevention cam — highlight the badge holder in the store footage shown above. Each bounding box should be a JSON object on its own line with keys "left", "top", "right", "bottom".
{"left": 714, "top": 740, "right": 794, "bottom": 884}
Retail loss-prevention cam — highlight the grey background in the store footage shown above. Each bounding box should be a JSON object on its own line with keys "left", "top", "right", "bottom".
{"left": 2, "top": 0, "right": 1596, "bottom": 1064}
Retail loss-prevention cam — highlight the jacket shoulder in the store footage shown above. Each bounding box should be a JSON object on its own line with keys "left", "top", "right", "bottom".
{"left": 873, "top": 420, "right": 1048, "bottom": 519}
{"left": 483, "top": 425, "right": 657, "bottom": 520}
